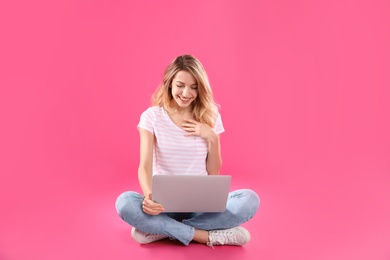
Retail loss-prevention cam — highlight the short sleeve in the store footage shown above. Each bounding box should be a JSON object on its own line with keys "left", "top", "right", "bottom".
{"left": 214, "top": 113, "right": 225, "bottom": 135}
{"left": 137, "top": 108, "right": 155, "bottom": 134}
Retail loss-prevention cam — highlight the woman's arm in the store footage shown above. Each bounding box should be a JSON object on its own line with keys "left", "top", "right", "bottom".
{"left": 206, "top": 134, "right": 222, "bottom": 175}
{"left": 138, "top": 128, "right": 154, "bottom": 196}
{"left": 138, "top": 128, "right": 165, "bottom": 215}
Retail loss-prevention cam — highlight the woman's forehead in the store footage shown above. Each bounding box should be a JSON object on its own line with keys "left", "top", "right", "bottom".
{"left": 173, "top": 70, "right": 197, "bottom": 86}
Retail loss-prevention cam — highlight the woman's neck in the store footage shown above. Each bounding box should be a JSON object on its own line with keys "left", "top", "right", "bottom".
{"left": 169, "top": 101, "right": 193, "bottom": 115}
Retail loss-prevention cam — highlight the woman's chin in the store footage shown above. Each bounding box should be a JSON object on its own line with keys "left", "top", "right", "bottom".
{"left": 175, "top": 98, "right": 193, "bottom": 107}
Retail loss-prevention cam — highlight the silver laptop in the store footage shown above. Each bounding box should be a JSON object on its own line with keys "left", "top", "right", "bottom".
{"left": 152, "top": 175, "right": 231, "bottom": 212}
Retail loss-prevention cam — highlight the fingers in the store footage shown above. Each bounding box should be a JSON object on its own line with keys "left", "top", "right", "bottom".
{"left": 143, "top": 206, "right": 162, "bottom": 215}
{"left": 181, "top": 124, "right": 196, "bottom": 129}
{"left": 181, "top": 119, "right": 214, "bottom": 139}
{"left": 142, "top": 195, "right": 165, "bottom": 215}
{"left": 182, "top": 125, "right": 197, "bottom": 133}
{"left": 182, "top": 118, "right": 197, "bottom": 123}
{"left": 181, "top": 121, "right": 206, "bottom": 137}
{"left": 181, "top": 120, "right": 199, "bottom": 132}
{"left": 142, "top": 201, "right": 164, "bottom": 215}
{"left": 181, "top": 123, "right": 196, "bottom": 128}
{"left": 181, "top": 121, "right": 197, "bottom": 129}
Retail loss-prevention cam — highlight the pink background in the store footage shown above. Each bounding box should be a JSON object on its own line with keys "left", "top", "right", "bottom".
{"left": 1, "top": 0, "right": 389, "bottom": 259}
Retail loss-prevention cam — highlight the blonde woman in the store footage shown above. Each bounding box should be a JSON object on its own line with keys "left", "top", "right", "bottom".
{"left": 115, "top": 55, "right": 260, "bottom": 247}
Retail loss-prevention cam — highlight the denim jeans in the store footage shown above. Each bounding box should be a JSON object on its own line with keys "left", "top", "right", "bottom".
{"left": 115, "top": 189, "right": 260, "bottom": 245}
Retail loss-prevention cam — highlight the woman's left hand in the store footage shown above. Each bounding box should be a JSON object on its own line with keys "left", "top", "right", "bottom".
{"left": 181, "top": 119, "right": 217, "bottom": 141}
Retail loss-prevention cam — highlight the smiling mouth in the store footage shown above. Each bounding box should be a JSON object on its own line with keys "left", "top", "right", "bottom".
{"left": 179, "top": 96, "right": 191, "bottom": 101}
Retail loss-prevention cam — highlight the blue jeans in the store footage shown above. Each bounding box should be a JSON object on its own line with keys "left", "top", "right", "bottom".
{"left": 115, "top": 189, "right": 260, "bottom": 245}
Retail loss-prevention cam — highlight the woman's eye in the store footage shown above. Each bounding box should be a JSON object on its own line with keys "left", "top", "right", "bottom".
{"left": 191, "top": 86, "right": 198, "bottom": 90}
{"left": 177, "top": 85, "right": 184, "bottom": 88}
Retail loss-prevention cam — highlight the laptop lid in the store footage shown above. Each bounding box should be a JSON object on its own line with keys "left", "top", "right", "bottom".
{"left": 152, "top": 175, "right": 231, "bottom": 213}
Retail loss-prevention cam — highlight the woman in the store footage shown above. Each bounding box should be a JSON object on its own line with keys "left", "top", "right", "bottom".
{"left": 115, "top": 54, "right": 260, "bottom": 247}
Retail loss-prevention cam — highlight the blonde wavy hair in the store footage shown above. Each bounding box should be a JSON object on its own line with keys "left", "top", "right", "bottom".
{"left": 152, "top": 54, "right": 219, "bottom": 127}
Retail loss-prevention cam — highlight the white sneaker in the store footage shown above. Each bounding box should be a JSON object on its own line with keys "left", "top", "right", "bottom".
{"left": 207, "top": 226, "right": 251, "bottom": 247}
{"left": 131, "top": 227, "right": 168, "bottom": 244}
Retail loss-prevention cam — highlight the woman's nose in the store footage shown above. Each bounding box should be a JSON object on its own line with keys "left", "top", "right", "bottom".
{"left": 182, "top": 87, "right": 189, "bottom": 97}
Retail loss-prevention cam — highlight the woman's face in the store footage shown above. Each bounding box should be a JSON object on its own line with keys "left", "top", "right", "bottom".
{"left": 171, "top": 70, "right": 198, "bottom": 110}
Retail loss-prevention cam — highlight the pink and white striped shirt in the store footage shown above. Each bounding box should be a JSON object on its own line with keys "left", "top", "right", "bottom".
{"left": 138, "top": 106, "right": 225, "bottom": 176}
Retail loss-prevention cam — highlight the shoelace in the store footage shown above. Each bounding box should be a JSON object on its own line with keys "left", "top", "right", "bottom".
{"left": 207, "top": 230, "right": 238, "bottom": 248}
{"left": 144, "top": 233, "right": 166, "bottom": 240}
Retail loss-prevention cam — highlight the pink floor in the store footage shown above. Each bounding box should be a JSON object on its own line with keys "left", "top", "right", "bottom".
{"left": 2, "top": 155, "right": 390, "bottom": 259}
{"left": 1, "top": 0, "right": 390, "bottom": 259}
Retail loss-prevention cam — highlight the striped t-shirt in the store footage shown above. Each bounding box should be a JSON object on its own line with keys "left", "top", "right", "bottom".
{"left": 137, "top": 106, "right": 225, "bottom": 176}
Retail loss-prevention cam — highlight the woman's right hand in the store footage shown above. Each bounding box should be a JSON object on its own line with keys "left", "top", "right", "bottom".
{"left": 142, "top": 193, "right": 165, "bottom": 215}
